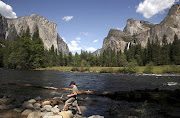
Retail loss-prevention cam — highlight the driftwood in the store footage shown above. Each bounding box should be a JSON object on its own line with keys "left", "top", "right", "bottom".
{"left": 2, "top": 82, "right": 98, "bottom": 95}
{"left": 2, "top": 82, "right": 180, "bottom": 104}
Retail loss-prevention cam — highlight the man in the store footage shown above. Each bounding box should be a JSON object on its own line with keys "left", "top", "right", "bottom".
{"left": 61, "top": 81, "right": 82, "bottom": 115}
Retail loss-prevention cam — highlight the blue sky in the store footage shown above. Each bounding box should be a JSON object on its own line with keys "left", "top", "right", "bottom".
{"left": 0, "top": 0, "right": 179, "bottom": 54}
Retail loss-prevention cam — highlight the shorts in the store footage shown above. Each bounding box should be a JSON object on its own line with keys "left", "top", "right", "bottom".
{"left": 65, "top": 97, "right": 78, "bottom": 106}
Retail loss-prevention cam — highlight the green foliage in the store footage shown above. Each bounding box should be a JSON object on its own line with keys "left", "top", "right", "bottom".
{"left": 1, "top": 30, "right": 179, "bottom": 70}
{"left": 143, "top": 61, "right": 154, "bottom": 73}
{"left": 125, "top": 59, "right": 138, "bottom": 73}
{"left": 71, "top": 67, "right": 79, "bottom": 71}
{"left": 162, "top": 65, "right": 180, "bottom": 74}
{"left": 100, "top": 68, "right": 115, "bottom": 73}
{"left": 2, "top": 27, "right": 44, "bottom": 69}
{"left": 140, "top": 100, "right": 148, "bottom": 117}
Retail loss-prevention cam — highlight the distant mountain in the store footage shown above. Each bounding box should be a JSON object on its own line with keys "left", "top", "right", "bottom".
{"left": 0, "top": 14, "right": 69, "bottom": 55}
{"left": 94, "top": 4, "right": 180, "bottom": 54}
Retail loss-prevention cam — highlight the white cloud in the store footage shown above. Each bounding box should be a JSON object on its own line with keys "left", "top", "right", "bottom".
{"left": 0, "top": 1, "right": 17, "bottom": 18}
{"left": 62, "top": 37, "right": 66, "bottom": 42}
{"left": 62, "top": 16, "right": 73, "bottom": 21}
{"left": 76, "top": 37, "right": 81, "bottom": 43}
{"left": 68, "top": 37, "right": 82, "bottom": 52}
{"left": 71, "top": 40, "right": 78, "bottom": 47}
{"left": 85, "top": 47, "right": 96, "bottom": 52}
{"left": 80, "top": 32, "right": 89, "bottom": 36}
{"left": 136, "top": 0, "right": 178, "bottom": 18}
{"left": 93, "top": 40, "right": 98, "bottom": 43}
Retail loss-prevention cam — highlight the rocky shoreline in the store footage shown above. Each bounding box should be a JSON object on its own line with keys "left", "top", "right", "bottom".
{"left": 0, "top": 95, "right": 104, "bottom": 118}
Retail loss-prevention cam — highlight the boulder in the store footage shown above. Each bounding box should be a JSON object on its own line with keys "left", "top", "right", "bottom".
{"left": 128, "top": 116, "right": 138, "bottom": 118}
{"left": 88, "top": 115, "right": 104, "bottom": 118}
{"left": 0, "top": 104, "right": 12, "bottom": 110}
{"left": 22, "top": 109, "right": 33, "bottom": 116}
{"left": 0, "top": 98, "right": 12, "bottom": 105}
{"left": 13, "top": 107, "right": 24, "bottom": 112}
{"left": 58, "top": 110, "right": 73, "bottom": 118}
{"left": 27, "top": 111, "right": 47, "bottom": 118}
{"left": 42, "top": 105, "right": 52, "bottom": 112}
{"left": 23, "top": 101, "right": 34, "bottom": 109}
{"left": 34, "top": 96, "right": 42, "bottom": 101}
{"left": 51, "top": 107, "right": 59, "bottom": 114}
{"left": 34, "top": 103, "right": 41, "bottom": 110}
{"left": 42, "top": 101, "right": 51, "bottom": 107}
{"left": 28, "top": 99, "right": 36, "bottom": 104}
{"left": 43, "top": 115, "right": 63, "bottom": 118}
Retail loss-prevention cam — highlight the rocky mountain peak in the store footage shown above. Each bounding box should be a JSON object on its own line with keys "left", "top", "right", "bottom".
{"left": 95, "top": 4, "right": 180, "bottom": 55}
{"left": 123, "top": 18, "right": 150, "bottom": 35}
{"left": 160, "top": 4, "right": 180, "bottom": 28}
{"left": 140, "top": 20, "right": 154, "bottom": 28}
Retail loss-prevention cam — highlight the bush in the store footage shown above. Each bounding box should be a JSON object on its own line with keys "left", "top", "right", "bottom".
{"left": 100, "top": 68, "right": 114, "bottom": 73}
{"left": 71, "top": 67, "right": 79, "bottom": 71}
{"left": 162, "top": 65, "right": 180, "bottom": 74}
{"left": 125, "top": 59, "right": 138, "bottom": 73}
{"left": 143, "top": 62, "right": 154, "bottom": 73}
{"left": 118, "top": 68, "right": 125, "bottom": 73}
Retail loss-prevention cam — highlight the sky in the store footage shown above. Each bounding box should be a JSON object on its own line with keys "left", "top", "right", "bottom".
{"left": 0, "top": 0, "right": 179, "bottom": 54}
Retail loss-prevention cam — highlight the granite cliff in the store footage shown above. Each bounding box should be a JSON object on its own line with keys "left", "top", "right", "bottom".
{"left": 0, "top": 14, "right": 69, "bottom": 55}
{"left": 95, "top": 4, "right": 180, "bottom": 54}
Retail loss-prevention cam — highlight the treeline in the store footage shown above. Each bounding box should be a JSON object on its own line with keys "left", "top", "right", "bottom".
{"left": 0, "top": 27, "right": 45, "bottom": 69}
{"left": 0, "top": 28, "right": 180, "bottom": 70}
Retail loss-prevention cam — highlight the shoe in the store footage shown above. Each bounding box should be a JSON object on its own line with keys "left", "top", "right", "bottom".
{"left": 78, "top": 112, "right": 82, "bottom": 115}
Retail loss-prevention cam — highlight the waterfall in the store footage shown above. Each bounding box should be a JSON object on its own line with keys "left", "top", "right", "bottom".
{"left": 127, "top": 42, "right": 131, "bottom": 50}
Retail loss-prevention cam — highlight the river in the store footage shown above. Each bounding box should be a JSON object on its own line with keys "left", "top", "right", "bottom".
{"left": 0, "top": 68, "right": 180, "bottom": 117}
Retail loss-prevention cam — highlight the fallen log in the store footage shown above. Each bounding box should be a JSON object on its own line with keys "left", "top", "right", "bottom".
{"left": 2, "top": 82, "right": 180, "bottom": 104}
{"left": 2, "top": 82, "right": 96, "bottom": 95}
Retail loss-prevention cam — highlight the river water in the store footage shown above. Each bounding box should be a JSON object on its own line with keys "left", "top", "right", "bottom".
{"left": 0, "top": 68, "right": 180, "bottom": 117}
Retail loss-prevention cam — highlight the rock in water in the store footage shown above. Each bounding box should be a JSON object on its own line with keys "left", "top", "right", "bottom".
{"left": 51, "top": 107, "right": 59, "bottom": 114}
{"left": 59, "top": 110, "right": 73, "bottom": 118}
{"left": 42, "top": 101, "right": 51, "bottom": 107}
{"left": 0, "top": 97, "right": 13, "bottom": 105}
{"left": 0, "top": 13, "right": 69, "bottom": 55}
{"left": 42, "top": 105, "right": 52, "bottom": 112}
{"left": 0, "top": 104, "right": 13, "bottom": 110}
{"left": 23, "top": 102, "right": 34, "bottom": 109}
{"left": 88, "top": 115, "right": 104, "bottom": 118}
{"left": 34, "top": 103, "right": 41, "bottom": 110}
{"left": 13, "top": 108, "right": 24, "bottom": 113}
{"left": 22, "top": 109, "right": 33, "bottom": 116}
{"left": 28, "top": 99, "right": 36, "bottom": 104}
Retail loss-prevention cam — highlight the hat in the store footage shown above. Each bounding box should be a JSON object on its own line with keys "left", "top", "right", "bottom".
{"left": 69, "top": 81, "right": 75, "bottom": 86}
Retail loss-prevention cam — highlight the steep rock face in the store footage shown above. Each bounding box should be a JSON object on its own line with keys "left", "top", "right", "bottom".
{"left": 93, "top": 49, "right": 101, "bottom": 56}
{"left": 7, "top": 14, "right": 58, "bottom": 50}
{"left": 0, "top": 14, "right": 8, "bottom": 39}
{"left": 123, "top": 19, "right": 153, "bottom": 35}
{"left": 96, "top": 4, "right": 180, "bottom": 54}
{"left": 0, "top": 14, "right": 69, "bottom": 54}
{"left": 101, "top": 29, "right": 133, "bottom": 53}
{"left": 57, "top": 33, "right": 69, "bottom": 55}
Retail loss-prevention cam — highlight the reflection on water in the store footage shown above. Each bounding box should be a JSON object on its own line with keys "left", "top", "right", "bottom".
{"left": 0, "top": 68, "right": 180, "bottom": 117}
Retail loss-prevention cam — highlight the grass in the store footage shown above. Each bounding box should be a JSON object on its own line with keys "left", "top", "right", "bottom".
{"left": 38, "top": 65, "right": 180, "bottom": 74}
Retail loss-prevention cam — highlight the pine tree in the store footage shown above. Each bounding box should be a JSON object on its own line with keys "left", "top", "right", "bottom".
{"left": 170, "top": 34, "right": 180, "bottom": 64}
{"left": 161, "top": 34, "right": 170, "bottom": 65}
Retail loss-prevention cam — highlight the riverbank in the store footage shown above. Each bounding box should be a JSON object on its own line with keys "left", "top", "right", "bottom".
{"left": 0, "top": 95, "right": 104, "bottom": 118}
{"left": 38, "top": 65, "right": 180, "bottom": 74}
